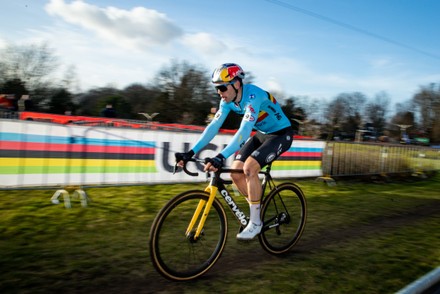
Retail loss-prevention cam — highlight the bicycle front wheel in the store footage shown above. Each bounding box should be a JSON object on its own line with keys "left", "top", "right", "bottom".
{"left": 149, "top": 190, "right": 227, "bottom": 281}
{"left": 259, "top": 182, "right": 307, "bottom": 254}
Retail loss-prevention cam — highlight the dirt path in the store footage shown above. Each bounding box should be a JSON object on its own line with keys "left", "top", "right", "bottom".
{"left": 85, "top": 199, "right": 440, "bottom": 294}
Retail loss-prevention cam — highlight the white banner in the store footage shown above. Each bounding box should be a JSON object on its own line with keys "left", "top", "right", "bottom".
{"left": 0, "top": 119, "right": 325, "bottom": 188}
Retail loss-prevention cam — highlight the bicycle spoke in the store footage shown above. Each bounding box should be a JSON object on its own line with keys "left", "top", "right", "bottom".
{"left": 149, "top": 191, "right": 227, "bottom": 280}
{"left": 259, "top": 183, "right": 307, "bottom": 254}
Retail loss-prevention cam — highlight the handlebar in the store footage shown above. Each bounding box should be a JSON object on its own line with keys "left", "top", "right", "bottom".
{"left": 173, "top": 158, "right": 205, "bottom": 177}
{"left": 174, "top": 157, "right": 246, "bottom": 177}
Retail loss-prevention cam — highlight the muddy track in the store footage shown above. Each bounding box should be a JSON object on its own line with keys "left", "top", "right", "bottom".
{"left": 297, "top": 199, "right": 440, "bottom": 252}
{"left": 214, "top": 199, "right": 440, "bottom": 273}
{"left": 86, "top": 199, "right": 440, "bottom": 293}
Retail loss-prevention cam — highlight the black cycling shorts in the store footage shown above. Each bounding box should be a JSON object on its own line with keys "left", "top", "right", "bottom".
{"left": 235, "top": 126, "right": 294, "bottom": 168}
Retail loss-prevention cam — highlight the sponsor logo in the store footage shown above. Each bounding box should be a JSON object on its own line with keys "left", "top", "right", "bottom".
{"left": 243, "top": 113, "right": 255, "bottom": 122}
{"left": 266, "top": 152, "right": 276, "bottom": 163}
{"left": 214, "top": 111, "right": 222, "bottom": 120}
{"left": 220, "top": 190, "right": 248, "bottom": 225}
{"left": 249, "top": 94, "right": 255, "bottom": 99}
{"left": 277, "top": 144, "right": 283, "bottom": 156}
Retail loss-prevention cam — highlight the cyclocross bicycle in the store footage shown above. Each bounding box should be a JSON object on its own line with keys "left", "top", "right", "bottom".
{"left": 149, "top": 158, "right": 307, "bottom": 281}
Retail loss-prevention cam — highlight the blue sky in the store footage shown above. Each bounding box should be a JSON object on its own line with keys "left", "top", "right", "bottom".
{"left": 1, "top": 0, "right": 439, "bottom": 107}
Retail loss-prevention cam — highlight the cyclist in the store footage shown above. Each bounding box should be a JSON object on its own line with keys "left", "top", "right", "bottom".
{"left": 176, "top": 63, "right": 294, "bottom": 240}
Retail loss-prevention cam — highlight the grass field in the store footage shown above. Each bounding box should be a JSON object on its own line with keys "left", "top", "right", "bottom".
{"left": 1, "top": 174, "right": 439, "bottom": 293}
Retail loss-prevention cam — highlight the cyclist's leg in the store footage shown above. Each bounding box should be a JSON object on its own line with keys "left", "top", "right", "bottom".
{"left": 237, "top": 129, "right": 294, "bottom": 241}
{"left": 231, "top": 135, "right": 262, "bottom": 196}
{"left": 243, "top": 156, "right": 263, "bottom": 226}
{"left": 236, "top": 156, "right": 263, "bottom": 240}
{"left": 230, "top": 160, "right": 247, "bottom": 196}
{"left": 236, "top": 134, "right": 268, "bottom": 239}
{"left": 231, "top": 157, "right": 263, "bottom": 200}
{"left": 243, "top": 157, "right": 262, "bottom": 203}
{"left": 238, "top": 129, "right": 293, "bottom": 239}
{"left": 232, "top": 157, "right": 262, "bottom": 224}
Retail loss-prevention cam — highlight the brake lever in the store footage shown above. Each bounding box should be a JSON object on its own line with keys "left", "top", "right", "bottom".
{"left": 173, "top": 163, "right": 179, "bottom": 174}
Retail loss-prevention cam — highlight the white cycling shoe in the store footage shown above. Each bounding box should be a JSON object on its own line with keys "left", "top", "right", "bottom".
{"left": 236, "top": 222, "right": 262, "bottom": 240}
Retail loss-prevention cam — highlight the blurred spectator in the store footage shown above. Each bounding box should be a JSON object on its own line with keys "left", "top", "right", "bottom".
{"left": 18, "top": 95, "right": 34, "bottom": 111}
{"left": 101, "top": 104, "right": 117, "bottom": 118}
{"left": 0, "top": 94, "right": 15, "bottom": 110}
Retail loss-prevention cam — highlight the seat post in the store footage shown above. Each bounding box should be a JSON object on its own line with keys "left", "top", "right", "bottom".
{"left": 265, "top": 162, "right": 272, "bottom": 173}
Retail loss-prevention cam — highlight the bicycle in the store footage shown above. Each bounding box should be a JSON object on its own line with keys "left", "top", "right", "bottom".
{"left": 149, "top": 158, "right": 307, "bottom": 281}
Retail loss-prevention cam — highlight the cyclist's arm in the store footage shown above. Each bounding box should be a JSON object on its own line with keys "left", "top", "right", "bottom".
{"left": 191, "top": 106, "right": 230, "bottom": 154}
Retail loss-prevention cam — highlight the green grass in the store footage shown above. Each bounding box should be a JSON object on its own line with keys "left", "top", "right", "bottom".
{"left": 1, "top": 176, "right": 439, "bottom": 293}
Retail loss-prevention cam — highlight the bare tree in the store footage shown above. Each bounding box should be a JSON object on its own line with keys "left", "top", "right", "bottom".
{"left": 413, "top": 83, "right": 440, "bottom": 143}
{"left": 364, "top": 91, "right": 390, "bottom": 134}
{"left": 293, "top": 95, "right": 323, "bottom": 123}
{"left": 123, "top": 83, "right": 162, "bottom": 119}
{"left": 152, "top": 60, "right": 216, "bottom": 124}
{"left": 323, "top": 92, "right": 367, "bottom": 140}
{"left": 0, "top": 42, "right": 59, "bottom": 90}
{"left": 60, "top": 65, "right": 80, "bottom": 93}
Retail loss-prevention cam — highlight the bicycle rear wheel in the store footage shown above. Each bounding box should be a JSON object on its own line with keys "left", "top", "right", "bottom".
{"left": 149, "top": 190, "right": 227, "bottom": 281}
{"left": 259, "top": 182, "right": 307, "bottom": 254}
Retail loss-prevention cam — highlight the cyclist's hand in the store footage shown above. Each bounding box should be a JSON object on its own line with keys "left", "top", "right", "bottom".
{"left": 204, "top": 154, "right": 225, "bottom": 171}
{"left": 175, "top": 150, "right": 195, "bottom": 167}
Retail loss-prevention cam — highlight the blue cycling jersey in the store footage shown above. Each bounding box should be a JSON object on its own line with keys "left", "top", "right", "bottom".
{"left": 192, "top": 84, "right": 292, "bottom": 158}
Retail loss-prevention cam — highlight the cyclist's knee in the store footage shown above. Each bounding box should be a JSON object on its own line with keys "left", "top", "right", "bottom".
{"left": 243, "top": 157, "right": 260, "bottom": 178}
{"left": 230, "top": 160, "right": 244, "bottom": 182}
{"left": 231, "top": 160, "right": 244, "bottom": 170}
{"left": 231, "top": 172, "right": 243, "bottom": 183}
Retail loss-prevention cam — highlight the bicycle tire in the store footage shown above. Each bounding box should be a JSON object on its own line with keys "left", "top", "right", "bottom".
{"left": 149, "top": 190, "right": 228, "bottom": 281}
{"left": 259, "top": 182, "right": 307, "bottom": 254}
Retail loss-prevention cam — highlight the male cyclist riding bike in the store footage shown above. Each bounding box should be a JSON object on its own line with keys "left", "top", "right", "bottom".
{"left": 176, "top": 63, "right": 294, "bottom": 240}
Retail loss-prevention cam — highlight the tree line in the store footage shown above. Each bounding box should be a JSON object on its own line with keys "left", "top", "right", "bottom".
{"left": 1, "top": 42, "right": 439, "bottom": 144}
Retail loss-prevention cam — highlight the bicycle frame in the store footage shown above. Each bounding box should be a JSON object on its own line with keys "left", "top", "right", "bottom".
{"left": 151, "top": 160, "right": 306, "bottom": 280}
{"left": 185, "top": 164, "right": 275, "bottom": 240}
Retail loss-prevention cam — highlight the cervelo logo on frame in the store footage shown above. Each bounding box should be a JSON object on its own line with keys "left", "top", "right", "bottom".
{"left": 220, "top": 189, "right": 248, "bottom": 226}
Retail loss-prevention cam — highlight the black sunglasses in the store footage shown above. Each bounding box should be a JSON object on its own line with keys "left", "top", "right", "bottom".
{"left": 214, "top": 82, "right": 233, "bottom": 92}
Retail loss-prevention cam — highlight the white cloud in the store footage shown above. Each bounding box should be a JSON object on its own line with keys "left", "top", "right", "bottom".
{"left": 181, "top": 32, "right": 227, "bottom": 55}
{"left": 0, "top": 37, "right": 7, "bottom": 49}
{"left": 265, "top": 77, "right": 283, "bottom": 93}
{"left": 25, "top": 25, "right": 172, "bottom": 90}
{"left": 3, "top": 0, "right": 433, "bottom": 105}
{"left": 45, "top": 0, "right": 183, "bottom": 50}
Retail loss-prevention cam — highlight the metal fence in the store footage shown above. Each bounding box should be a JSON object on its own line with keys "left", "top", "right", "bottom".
{"left": 322, "top": 142, "right": 440, "bottom": 178}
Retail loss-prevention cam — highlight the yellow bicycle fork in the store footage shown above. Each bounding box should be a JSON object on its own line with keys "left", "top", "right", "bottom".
{"left": 185, "top": 185, "right": 218, "bottom": 239}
